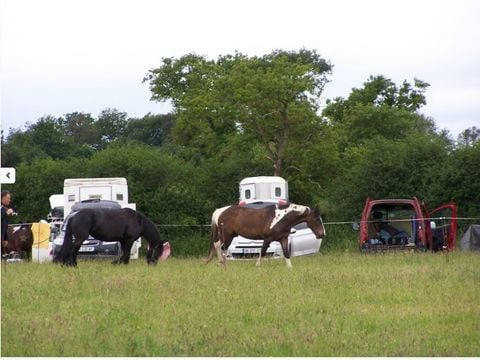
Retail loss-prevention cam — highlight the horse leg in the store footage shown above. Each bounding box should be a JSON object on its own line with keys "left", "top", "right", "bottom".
{"left": 73, "top": 236, "right": 89, "bottom": 266}
{"left": 69, "top": 240, "right": 83, "bottom": 267}
{"left": 214, "top": 239, "right": 225, "bottom": 264}
{"left": 280, "top": 237, "right": 292, "bottom": 268}
{"left": 112, "top": 241, "right": 126, "bottom": 265}
{"left": 256, "top": 240, "right": 270, "bottom": 267}
{"left": 220, "top": 230, "right": 237, "bottom": 266}
{"left": 120, "top": 239, "right": 134, "bottom": 265}
{"left": 213, "top": 226, "right": 225, "bottom": 263}
{"left": 205, "top": 223, "right": 218, "bottom": 265}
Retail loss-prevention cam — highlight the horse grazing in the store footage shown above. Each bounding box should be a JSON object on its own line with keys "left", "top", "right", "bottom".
{"left": 54, "top": 208, "right": 166, "bottom": 267}
{"left": 1, "top": 225, "right": 34, "bottom": 260}
{"left": 205, "top": 203, "right": 326, "bottom": 268}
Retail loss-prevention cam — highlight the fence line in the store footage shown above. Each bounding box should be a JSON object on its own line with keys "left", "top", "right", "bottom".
{"left": 9, "top": 216, "right": 480, "bottom": 229}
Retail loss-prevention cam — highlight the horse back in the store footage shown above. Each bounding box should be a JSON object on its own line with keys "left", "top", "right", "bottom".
{"left": 219, "top": 205, "right": 276, "bottom": 238}
{"left": 69, "top": 208, "right": 143, "bottom": 242}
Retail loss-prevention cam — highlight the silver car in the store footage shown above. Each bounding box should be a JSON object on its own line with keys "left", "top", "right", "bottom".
{"left": 225, "top": 200, "right": 322, "bottom": 259}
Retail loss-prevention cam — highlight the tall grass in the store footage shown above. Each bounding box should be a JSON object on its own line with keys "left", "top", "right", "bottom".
{"left": 2, "top": 252, "right": 479, "bottom": 356}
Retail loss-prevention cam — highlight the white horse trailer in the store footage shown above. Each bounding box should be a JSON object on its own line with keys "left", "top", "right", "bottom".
{"left": 63, "top": 177, "right": 131, "bottom": 216}
{"left": 239, "top": 176, "right": 289, "bottom": 204}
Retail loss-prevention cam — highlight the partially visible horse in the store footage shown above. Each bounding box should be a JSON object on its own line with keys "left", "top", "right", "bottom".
{"left": 205, "top": 203, "right": 326, "bottom": 268}
{"left": 1, "top": 225, "right": 33, "bottom": 259}
{"left": 54, "top": 208, "right": 167, "bottom": 267}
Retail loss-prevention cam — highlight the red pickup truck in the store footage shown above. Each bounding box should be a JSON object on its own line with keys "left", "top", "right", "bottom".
{"left": 359, "top": 198, "right": 457, "bottom": 252}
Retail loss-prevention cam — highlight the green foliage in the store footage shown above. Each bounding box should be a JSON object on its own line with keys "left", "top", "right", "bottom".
{"left": 62, "top": 112, "right": 98, "bottom": 147}
{"left": 2, "top": 253, "right": 479, "bottom": 356}
{"left": 1, "top": 116, "right": 70, "bottom": 165}
{"left": 81, "top": 144, "right": 211, "bottom": 224}
{"left": 125, "top": 113, "right": 175, "bottom": 147}
{"left": 323, "top": 75, "right": 436, "bottom": 152}
{"left": 145, "top": 49, "right": 332, "bottom": 175}
{"left": 95, "top": 108, "right": 128, "bottom": 148}
{"left": 324, "top": 75, "right": 430, "bottom": 120}
{"left": 457, "top": 126, "right": 480, "bottom": 146}
{"left": 326, "top": 134, "right": 451, "bottom": 221}
{"left": 1, "top": 109, "right": 131, "bottom": 166}
{"left": 437, "top": 142, "right": 480, "bottom": 218}
{"left": 8, "top": 157, "right": 86, "bottom": 222}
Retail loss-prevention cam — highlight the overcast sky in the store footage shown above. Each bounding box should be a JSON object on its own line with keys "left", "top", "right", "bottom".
{"left": 1, "top": 0, "right": 479, "bottom": 137}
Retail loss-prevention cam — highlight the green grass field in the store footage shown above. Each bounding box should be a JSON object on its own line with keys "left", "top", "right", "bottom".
{"left": 1, "top": 252, "right": 479, "bottom": 356}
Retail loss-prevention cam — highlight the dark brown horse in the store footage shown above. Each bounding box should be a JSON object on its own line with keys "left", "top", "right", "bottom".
{"left": 54, "top": 208, "right": 167, "bottom": 267}
{"left": 1, "top": 225, "right": 34, "bottom": 259}
{"left": 205, "top": 203, "right": 326, "bottom": 267}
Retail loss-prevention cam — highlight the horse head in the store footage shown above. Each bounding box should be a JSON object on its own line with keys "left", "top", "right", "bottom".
{"left": 146, "top": 244, "right": 161, "bottom": 265}
{"left": 304, "top": 206, "right": 326, "bottom": 239}
{"left": 146, "top": 241, "right": 171, "bottom": 265}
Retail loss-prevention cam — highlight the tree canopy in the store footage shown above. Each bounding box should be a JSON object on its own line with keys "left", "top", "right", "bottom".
{"left": 144, "top": 49, "right": 332, "bottom": 175}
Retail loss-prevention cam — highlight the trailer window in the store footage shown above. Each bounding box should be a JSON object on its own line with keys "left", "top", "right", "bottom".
{"left": 275, "top": 187, "right": 281, "bottom": 197}
{"left": 89, "top": 194, "right": 102, "bottom": 200}
{"left": 68, "top": 195, "right": 75, "bottom": 202}
{"left": 116, "top": 193, "right": 124, "bottom": 201}
{"left": 245, "top": 189, "right": 251, "bottom": 199}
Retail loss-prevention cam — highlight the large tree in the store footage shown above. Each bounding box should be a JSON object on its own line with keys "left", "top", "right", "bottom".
{"left": 322, "top": 75, "right": 437, "bottom": 151}
{"left": 95, "top": 108, "right": 128, "bottom": 148}
{"left": 321, "top": 75, "right": 455, "bottom": 219}
{"left": 144, "top": 49, "right": 332, "bottom": 175}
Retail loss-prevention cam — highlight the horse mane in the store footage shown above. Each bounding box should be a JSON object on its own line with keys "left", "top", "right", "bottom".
{"left": 273, "top": 204, "right": 310, "bottom": 229}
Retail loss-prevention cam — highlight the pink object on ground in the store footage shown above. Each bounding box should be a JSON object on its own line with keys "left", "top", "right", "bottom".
{"left": 160, "top": 242, "right": 171, "bottom": 261}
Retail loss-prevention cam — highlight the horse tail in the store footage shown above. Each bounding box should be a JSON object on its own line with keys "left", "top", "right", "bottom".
{"left": 56, "top": 217, "right": 74, "bottom": 264}
{"left": 205, "top": 220, "right": 218, "bottom": 264}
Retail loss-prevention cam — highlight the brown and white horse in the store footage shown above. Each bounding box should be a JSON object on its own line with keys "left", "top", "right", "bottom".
{"left": 205, "top": 203, "right": 326, "bottom": 267}
{"left": 1, "top": 225, "right": 34, "bottom": 259}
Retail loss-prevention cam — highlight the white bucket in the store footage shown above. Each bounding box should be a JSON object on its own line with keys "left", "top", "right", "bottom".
{"left": 32, "top": 246, "right": 52, "bottom": 263}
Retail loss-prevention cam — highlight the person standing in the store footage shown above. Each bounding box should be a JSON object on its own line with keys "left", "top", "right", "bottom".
{"left": 1, "top": 190, "right": 14, "bottom": 249}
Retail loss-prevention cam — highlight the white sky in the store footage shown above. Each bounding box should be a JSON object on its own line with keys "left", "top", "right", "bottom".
{"left": 1, "top": 0, "right": 479, "bottom": 136}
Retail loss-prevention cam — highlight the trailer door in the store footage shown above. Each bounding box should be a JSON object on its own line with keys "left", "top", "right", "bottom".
{"left": 428, "top": 203, "right": 457, "bottom": 250}
{"left": 359, "top": 198, "right": 371, "bottom": 246}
